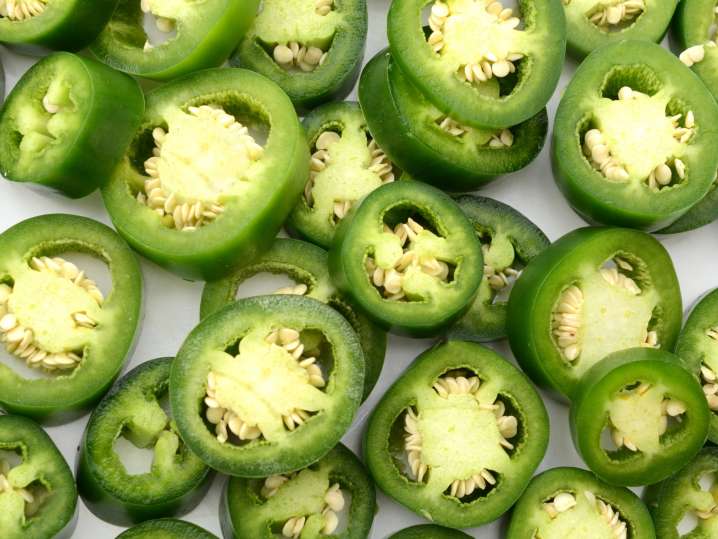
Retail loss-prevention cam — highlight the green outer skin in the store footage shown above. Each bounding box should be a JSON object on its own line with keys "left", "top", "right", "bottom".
{"left": 0, "top": 52, "right": 144, "bottom": 199}
{"left": 91, "top": 0, "right": 259, "bottom": 81}
{"left": 449, "top": 195, "right": 550, "bottom": 342}
{"left": 0, "top": 214, "right": 142, "bottom": 422}
{"left": 77, "top": 358, "right": 213, "bottom": 526}
{"left": 0, "top": 0, "right": 118, "bottom": 50}
{"left": 171, "top": 295, "right": 365, "bottom": 477}
{"left": 328, "top": 181, "right": 483, "bottom": 337}
{"left": 358, "top": 50, "right": 549, "bottom": 191}
{"left": 388, "top": 525, "right": 472, "bottom": 538}
{"left": 570, "top": 348, "right": 710, "bottom": 486}
{"left": 564, "top": 0, "right": 678, "bottom": 59}
{"left": 117, "top": 518, "right": 218, "bottom": 538}
{"left": 232, "top": 0, "right": 367, "bottom": 111}
{"left": 102, "top": 67, "right": 309, "bottom": 281}
{"left": 505, "top": 467, "right": 655, "bottom": 538}
{"left": 0, "top": 415, "right": 77, "bottom": 539}
{"left": 552, "top": 40, "right": 718, "bottom": 231}
{"left": 387, "top": 0, "right": 566, "bottom": 129}
{"left": 364, "top": 340, "right": 549, "bottom": 529}
{"left": 656, "top": 181, "right": 718, "bottom": 234}
{"left": 200, "top": 238, "right": 386, "bottom": 400}
{"left": 672, "top": 0, "right": 718, "bottom": 102}
{"left": 220, "top": 443, "right": 376, "bottom": 538}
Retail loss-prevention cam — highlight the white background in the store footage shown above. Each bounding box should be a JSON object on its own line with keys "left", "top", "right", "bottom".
{"left": 0, "top": 1, "right": 710, "bottom": 537}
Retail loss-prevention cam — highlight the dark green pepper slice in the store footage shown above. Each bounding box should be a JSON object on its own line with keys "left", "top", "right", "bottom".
{"left": 200, "top": 238, "right": 385, "bottom": 400}
{"left": 0, "top": 214, "right": 142, "bottom": 421}
{"left": 117, "top": 518, "right": 218, "bottom": 538}
{"left": 449, "top": 195, "right": 549, "bottom": 342}
{"left": 102, "top": 67, "right": 309, "bottom": 281}
{"left": 0, "top": 415, "right": 77, "bottom": 539}
{"left": 365, "top": 340, "right": 549, "bottom": 529}
{"left": 672, "top": 0, "right": 718, "bottom": 102}
{"left": 387, "top": 0, "right": 566, "bottom": 129}
{"left": 507, "top": 227, "right": 682, "bottom": 400}
{"left": 389, "top": 525, "right": 471, "bottom": 538}
{"left": 77, "top": 358, "right": 212, "bottom": 526}
{"left": 171, "top": 295, "right": 364, "bottom": 477}
{"left": 359, "top": 49, "right": 548, "bottom": 191}
{"left": 232, "top": 0, "right": 367, "bottom": 110}
{"left": 0, "top": 52, "right": 144, "bottom": 199}
{"left": 507, "top": 466, "right": 654, "bottom": 538}
{"left": 329, "top": 181, "right": 483, "bottom": 336}
{"left": 657, "top": 178, "right": 718, "bottom": 234}
{"left": 220, "top": 443, "right": 375, "bottom": 538}
{"left": 553, "top": 40, "right": 718, "bottom": 230}
{"left": 91, "top": 0, "right": 259, "bottom": 81}
{"left": 570, "top": 348, "right": 710, "bottom": 486}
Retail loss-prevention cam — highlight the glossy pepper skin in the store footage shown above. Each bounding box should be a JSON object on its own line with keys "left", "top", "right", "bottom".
{"left": 117, "top": 518, "right": 218, "bottom": 538}
{"left": 389, "top": 525, "right": 472, "bottom": 538}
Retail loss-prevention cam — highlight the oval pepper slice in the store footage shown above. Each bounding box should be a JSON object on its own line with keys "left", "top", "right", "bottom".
{"left": 390, "top": 525, "right": 472, "bottom": 538}
{"left": 553, "top": 40, "right": 718, "bottom": 230}
{"left": 329, "top": 181, "right": 483, "bottom": 336}
{"left": 387, "top": 0, "right": 566, "bottom": 129}
{"left": 0, "top": 52, "right": 144, "bottom": 199}
{"left": 77, "top": 358, "right": 212, "bottom": 526}
{"left": 365, "top": 340, "right": 549, "bottom": 529}
{"left": 220, "top": 443, "right": 375, "bottom": 538}
{"left": 171, "top": 295, "right": 364, "bottom": 477}
{"left": 102, "top": 67, "right": 309, "bottom": 280}
{"left": 200, "top": 238, "right": 386, "bottom": 400}
{"left": 507, "top": 227, "right": 682, "bottom": 400}
{"left": 0, "top": 214, "right": 142, "bottom": 421}
{"left": 506, "top": 467, "right": 655, "bottom": 538}
{"left": 570, "top": 348, "right": 710, "bottom": 486}
{"left": 117, "top": 518, "right": 218, "bottom": 538}
{"left": 0, "top": 415, "right": 77, "bottom": 539}
{"left": 673, "top": 0, "right": 718, "bottom": 102}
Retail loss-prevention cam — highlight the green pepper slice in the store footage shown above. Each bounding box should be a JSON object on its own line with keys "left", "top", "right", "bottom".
{"left": 365, "top": 340, "right": 548, "bottom": 528}
{"left": 449, "top": 195, "right": 549, "bottom": 342}
{"left": 657, "top": 178, "right": 718, "bottom": 234}
{"left": 0, "top": 415, "right": 77, "bottom": 539}
{"left": 220, "top": 443, "right": 375, "bottom": 538}
{"left": 389, "top": 525, "right": 472, "bottom": 538}
{"left": 232, "top": 0, "right": 367, "bottom": 111}
{"left": 117, "top": 518, "right": 218, "bottom": 538}
{"left": 102, "top": 67, "right": 309, "bottom": 281}
{"left": 171, "top": 295, "right": 364, "bottom": 477}
{"left": 570, "top": 348, "right": 710, "bottom": 486}
{"left": 553, "top": 40, "right": 718, "bottom": 230}
{"left": 507, "top": 227, "right": 682, "bottom": 400}
{"left": 329, "top": 181, "right": 483, "bottom": 336}
{"left": 200, "top": 238, "right": 385, "bottom": 400}
{"left": 0, "top": 52, "right": 144, "bottom": 199}
{"left": 90, "top": 0, "right": 259, "bottom": 81}
{"left": 0, "top": 214, "right": 142, "bottom": 421}
{"left": 387, "top": 0, "right": 566, "bottom": 129}
{"left": 672, "top": 0, "right": 718, "bottom": 102}
{"left": 77, "top": 358, "right": 212, "bottom": 526}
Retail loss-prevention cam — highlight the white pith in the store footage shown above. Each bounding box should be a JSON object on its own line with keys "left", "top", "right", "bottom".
{"left": 0, "top": 459, "right": 35, "bottom": 513}
{"left": 140, "top": 0, "right": 176, "bottom": 52}
{"left": 0, "top": 0, "right": 46, "bottom": 20}
{"left": 273, "top": 283, "right": 309, "bottom": 296}
{"left": 701, "top": 328, "right": 718, "bottom": 412}
{"left": 537, "top": 490, "right": 628, "bottom": 539}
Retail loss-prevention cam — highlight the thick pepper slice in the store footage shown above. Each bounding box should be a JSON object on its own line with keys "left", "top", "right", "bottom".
{"left": 117, "top": 519, "right": 218, "bottom": 538}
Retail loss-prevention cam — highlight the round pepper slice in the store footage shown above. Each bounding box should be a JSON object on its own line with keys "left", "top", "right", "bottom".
{"left": 171, "top": 295, "right": 364, "bottom": 477}
{"left": 220, "top": 443, "right": 375, "bottom": 538}
{"left": 77, "top": 358, "right": 212, "bottom": 526}
{"left": 387, "top": 0, "right": 566, "bottom": 129}
{"left": 0, "top": 214, "right": 142, "bottom": 421}
{"left": 389, "top": 525, "right": 472, "bottom": 538}
{"left": 506, "top": 467, "right": 655, "bottom": 538}
{"left": 359, "top": 49, "right": 548, "bottom": 191}
{"left": 232, "top": 0, "right": 367, "bottom": 111}
{"left": 102, "top": 67, "right": 309, "bottom": 281}
{"left": 507, "top": 226, "right": 682, "bottom": 400}
{"left": 329, "top": 181, "right": 483, "bottom": 336}
{"left": 570, "top": 348, "right": 710, "bottom": 486}
{"left": 672, "top": 0, "right": 718, "bottom": 102}
{"left": 656, "top": 178, "right": 718, "bottom": 234}
{"left": 0, "top": 52, "right": 144, "bottom": 199}
{"left": 200, "top": 238, "right": 386, "bottom": 400}
{"left": 365, "top": 340, "right": 549, "bottom": 529}
{"left": 0, "top": 415, "right": 77, "bottom": 539}
{"left": 553, "top": 40, "right": 718, "bottom": 230}
{"left": 117, "top": 518, "right": 218, "bottom": 538}
{"left": 90, "top": 0, "right": 259, "bottom": 81}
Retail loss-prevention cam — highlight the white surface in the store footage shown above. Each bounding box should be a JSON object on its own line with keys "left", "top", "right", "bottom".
{"left": 0, "top": 3, "right": 710, "bottom": 538}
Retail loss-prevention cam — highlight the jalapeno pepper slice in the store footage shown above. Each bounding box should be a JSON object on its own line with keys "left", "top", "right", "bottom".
{"left": 117, "top": 518, "right": 218, "bottom": 538}
{"left": 507, "top": 227, "right": 682, "bottom": 400}
{"left": 365, "top": 340, "right": 548, "bottom": 528}
{"left": 389, "top": 525, "right": 472, "bottom": 538}
{"left": 102, "top": 67, "right": 309, "bottom": 281}
{"left": 0, "top": 52, "right": 144, "bottom": 199}
{"left": 657, "top": 178, "right": 718, "bottom": 234}
{"left": 673, "top": 0, "right": 718, "bottom": 102}
{"left": 0, "top": 214, "right": 142, "bottom": 421}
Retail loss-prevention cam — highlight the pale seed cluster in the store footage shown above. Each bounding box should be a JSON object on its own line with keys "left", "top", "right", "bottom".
{"left": 552, "top": 285, "right": 583, "bottom": 362}
{"left": 700, "top": 330, "right": 718, "bottom": 411}
{"left": 0, "top": 0, "right": 45, "bottom": 20}
{"left": 0, "top": 460, "right": 34, "bottom": 506}
{"left": 483, "top": 244, "right": 520, "bottom": 291}
{"left": 587, "top": 0, "right": 645, "bottom": 30}
{"left": 695, "top": 505, "right": 718, "bottom": 520}
{"left": 435, "top": 115, "right": 515, "bottom": 149}
{"left": 141, "top": 0, "right": 175, "bottom": 51}
{"left": 680, "top": 8, "right": 718, "bottom": 69}
{"left": 273, "top": 42, "right": 328, "bottom": 73}
{"left": 315, "top": 0, "right": 333, "bottom": 15}
{"left": 543, "top": 490, "right": 628, "bottom": 539}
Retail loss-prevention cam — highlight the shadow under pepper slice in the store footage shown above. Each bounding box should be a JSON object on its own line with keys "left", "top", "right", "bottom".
{"left": 117, "top": 518, "right": 217, "bottom": 538}
{"left": 672, "top": 0, "right": 718, "bottom": 102}
{"left": 507, "top": 227, "right": 682, "bottom": 400}
{"left": 221, "top": 443, "right": 375, "bottom": 538}
{"left": 0, "top": 214, "right": 142, "bottom": 422}
{"left": 389, "top": 525, "right": 471, "bottom": 538}
{"left": 365, "top": 340, "right": 548, "bottom": 529}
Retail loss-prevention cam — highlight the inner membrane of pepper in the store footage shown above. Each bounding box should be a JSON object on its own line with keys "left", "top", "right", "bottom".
{"left": 564, "top": 0, "right": 646, "bottom": 32}
{"left": 675, "top": 470, "right": 718, "bottom": 533}
{"left": 477, "top": 228, "right": 522, "bottom": 308}
{"left": 0, "top": 447, "right": 50, "bottom": 530}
